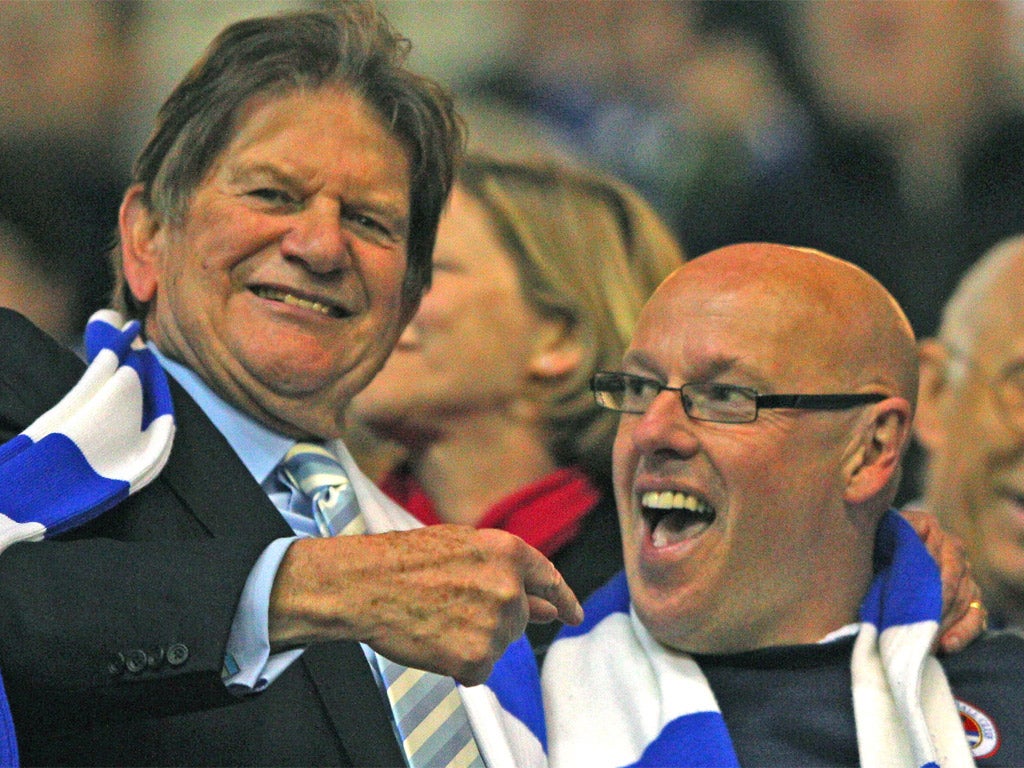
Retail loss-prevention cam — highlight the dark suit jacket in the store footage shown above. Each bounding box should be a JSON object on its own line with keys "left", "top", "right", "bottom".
{"left": 0, "top": 309, "right": 405, "bottom": 766}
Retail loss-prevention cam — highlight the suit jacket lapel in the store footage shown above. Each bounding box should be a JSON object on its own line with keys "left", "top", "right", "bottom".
{"left": 304, "top": 642, "right": 408, "bottom": 767}
{"left": 162, "top": 376, "right": 405, "bottom": 765}
{"left": 159, "top": 378, "right": 293, "bottom": 540}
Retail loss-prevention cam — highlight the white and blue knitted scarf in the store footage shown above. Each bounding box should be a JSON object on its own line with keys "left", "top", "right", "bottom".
{"left": 542, "top": 511, "right": 976, "bottom": 768}
{"left": 0, "top": 311, "right": 546, "bottom": 768}
{"left": 0, "top": 310, "right": 176, "bottom": 767}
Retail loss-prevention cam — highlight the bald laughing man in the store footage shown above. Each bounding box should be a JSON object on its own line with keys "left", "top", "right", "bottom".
{"left": 542, "top": 243, "right": 1024, "bottom": 768}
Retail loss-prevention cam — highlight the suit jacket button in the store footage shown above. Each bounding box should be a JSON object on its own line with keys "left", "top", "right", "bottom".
{"left": 125, "top": 649, "right": 148, "bottom": 674}
{"left": 106, "top": 653, "right": 126, "bottom": 676}
{"left": 147, "top": 647, "right": 165, "bottom": 670}
{"left": 166, "top": 643, "right": 189, "bottom": 667}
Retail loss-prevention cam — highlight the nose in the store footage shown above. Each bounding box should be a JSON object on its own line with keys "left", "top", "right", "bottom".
{"left": 281, "top": 199, "right": 351, "bottom": 273}
{"left": 627, "top": 388, "right": 700, "bottom": 458}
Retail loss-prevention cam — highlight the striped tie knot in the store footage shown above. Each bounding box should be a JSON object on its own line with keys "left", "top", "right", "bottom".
{"left": 278, "top": 443, "right": 365, "bottom": 537}
{"left": 279, "top": 443, "right": 483, "bottom": 767}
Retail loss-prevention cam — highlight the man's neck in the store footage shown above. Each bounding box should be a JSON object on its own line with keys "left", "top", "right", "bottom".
{"left": 150, "top": 344, "right": 294, "bottom": 485}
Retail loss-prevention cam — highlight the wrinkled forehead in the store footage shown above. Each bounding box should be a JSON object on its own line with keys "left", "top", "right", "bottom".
{"left": 972, "top": 282, "right": 1024, "bottom": 365}
{"left": 627, "top": 276, "right": 832, "bottom": 387}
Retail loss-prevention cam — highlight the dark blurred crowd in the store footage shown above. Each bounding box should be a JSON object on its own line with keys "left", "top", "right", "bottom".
{"left": 3, "top": 0, "right": 1023, "bottom": 501}
{"left": 453, "top": 0, "right": 1024, "bottom": 341}
{"left": 0, "top": 0, "right": 138, "bottom": 344}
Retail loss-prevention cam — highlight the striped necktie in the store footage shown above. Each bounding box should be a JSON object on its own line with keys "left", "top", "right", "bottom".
{"left": 278, "top": 443, "right": 365, "bottom": 537}
{"left": 277, "top": 443, "right": 486, "bottom": 768}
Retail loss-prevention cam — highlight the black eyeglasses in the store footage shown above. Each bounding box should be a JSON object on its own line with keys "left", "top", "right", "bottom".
{"left": 591, "top": 371, "right": 887, "bottom": 424}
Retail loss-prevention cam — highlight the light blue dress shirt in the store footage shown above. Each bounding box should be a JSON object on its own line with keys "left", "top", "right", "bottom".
{"left": 151, "top": 348, "right": 307, "bottom": 693}
{"left": 150, "top": 350, "right": 413, "bottom": 757}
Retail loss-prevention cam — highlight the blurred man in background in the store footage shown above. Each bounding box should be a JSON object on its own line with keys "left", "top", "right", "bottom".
{"left": 914, "top": 234, "right": 1024, "bottom": 630}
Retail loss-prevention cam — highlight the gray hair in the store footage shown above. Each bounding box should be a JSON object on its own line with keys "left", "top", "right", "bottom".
{"left": 938, "top": 234, "right": 1024, "bottom": 383}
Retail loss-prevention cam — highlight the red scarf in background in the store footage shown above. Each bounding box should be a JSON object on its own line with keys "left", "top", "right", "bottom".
{"left": 380, "top": 466, "right": 601, "bottom": 558}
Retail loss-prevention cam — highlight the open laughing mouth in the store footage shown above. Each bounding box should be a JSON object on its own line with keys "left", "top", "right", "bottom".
{"left": 641, "top": 490, "right": 716, "bottom": 547}
{"left": 251, "top": 286, "right": 349, "bottom": 318}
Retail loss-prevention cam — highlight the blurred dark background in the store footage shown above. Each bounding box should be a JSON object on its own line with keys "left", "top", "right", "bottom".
{"left": 4, "top": 0, "right": 1023, "bottom": 504}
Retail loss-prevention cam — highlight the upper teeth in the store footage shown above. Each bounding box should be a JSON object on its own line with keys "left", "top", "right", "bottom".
{"left": 256, "top": 287, "right": 335, "bottom": 316}
{"left": 641, "top": 490, "right": 708, "bottom": 514}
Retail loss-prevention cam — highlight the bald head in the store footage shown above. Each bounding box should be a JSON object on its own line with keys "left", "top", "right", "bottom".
{"left": 938, "top": 234, "right": 1024, "bottom": 357}
{"left": 614, "top": 243, "right": 920, "bottom": 652}
{"left": 651, "top": 243, "right": 918, "bottom": 407}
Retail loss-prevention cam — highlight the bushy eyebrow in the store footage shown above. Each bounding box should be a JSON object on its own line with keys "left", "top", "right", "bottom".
{"left": 621, "top": 348, "right": 740, "bottom": 380}
{"left": 619, "top": 349, "right": 660, "bottom": 376}
{"left": 223, "top": 161, "right": 294, "bottom": 189}
{"left": 224, "top": 162, "right": 409, "bottom": 235}
{"left": 620, "top": 348, "right": 784, "bottom": 395}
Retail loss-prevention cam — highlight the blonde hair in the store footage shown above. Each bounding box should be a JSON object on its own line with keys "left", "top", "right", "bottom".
{"left": 458, "top": 156, "right": 685, "bottom": 482}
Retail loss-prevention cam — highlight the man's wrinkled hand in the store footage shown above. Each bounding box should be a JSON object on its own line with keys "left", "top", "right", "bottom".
{"left": 269, "top": 525, "right": 582, "bottom": 685}
{"left": 901, "top": 507, "right": 986, "bottom": 653}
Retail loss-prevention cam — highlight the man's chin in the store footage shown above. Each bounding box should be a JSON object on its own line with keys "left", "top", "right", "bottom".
{"left": 629, "top": 582, "right": 704, "bottom": 649}
{"left": 230, "top": 371, "right": 355, "bottom": 437}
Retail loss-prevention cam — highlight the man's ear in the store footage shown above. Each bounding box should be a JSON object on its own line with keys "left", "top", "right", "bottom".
{"left": 843, "top": 397, "right": 913, "bottom": 505}
{"left": 119, "top": 184, "right": 163, "bottom": 305}
{"left": 527, "top": 317, "right": 584, "bottom": 381}
{"left": 914, "top": 339, "right": 952, "bottom": 453}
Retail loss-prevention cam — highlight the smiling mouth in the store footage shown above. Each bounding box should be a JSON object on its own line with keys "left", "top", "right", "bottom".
{"left": 252, "top": 286, "right": 347, "bottom": 318}
{"left": 641, "top": 490, "right": 716, "bottom": 547}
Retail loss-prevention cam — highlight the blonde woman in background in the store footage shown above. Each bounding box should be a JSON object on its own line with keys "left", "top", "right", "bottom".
{"left": 349, "top": 154, "right": 985, "bottom": 658}
{"left": 349, "top": 155, "right": 685, "bottom": 654}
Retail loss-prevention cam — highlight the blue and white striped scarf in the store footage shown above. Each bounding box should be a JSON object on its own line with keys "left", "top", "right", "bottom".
{"left": 0, "top": 311, "right": 546, "bottom": 768}
{"left": 0, "top": 310, "right": 176, "bottom": 767}
{"left": 542, "top": 511, "right": 976, "bottom": 768}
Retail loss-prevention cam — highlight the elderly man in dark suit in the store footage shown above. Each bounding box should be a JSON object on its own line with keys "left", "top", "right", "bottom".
{"left": 0, "top": 4, "right": 579, "bottom": 765}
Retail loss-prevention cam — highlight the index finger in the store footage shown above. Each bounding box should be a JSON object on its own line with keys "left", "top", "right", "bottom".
{"left": 520, "top": 546, "right": 583, "bottom": 626}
